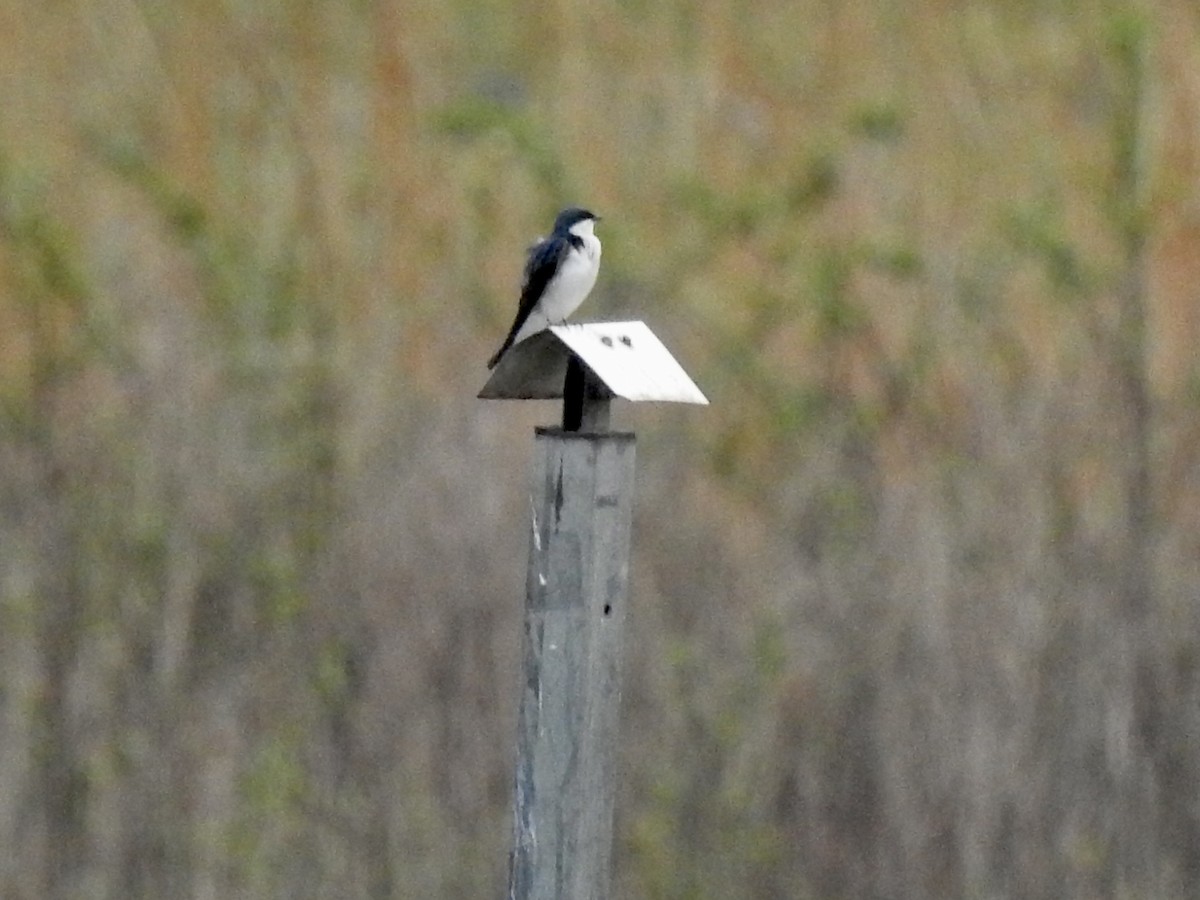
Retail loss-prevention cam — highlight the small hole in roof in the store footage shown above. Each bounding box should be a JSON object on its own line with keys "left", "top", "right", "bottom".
{"left": 620, "top": 335, "right": 633, "bottom": 347}
{"left": 601, "top": 336, "right": 613, "bottom": 347}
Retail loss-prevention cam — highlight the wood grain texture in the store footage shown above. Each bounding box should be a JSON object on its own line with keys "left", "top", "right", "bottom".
{"left": 508, "top": 428, "right": 637, "bottom": 900}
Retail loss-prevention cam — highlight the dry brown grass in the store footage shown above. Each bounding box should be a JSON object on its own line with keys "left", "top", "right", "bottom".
{"left": 2, "top": 1, "right": 1200, "bottom": 897}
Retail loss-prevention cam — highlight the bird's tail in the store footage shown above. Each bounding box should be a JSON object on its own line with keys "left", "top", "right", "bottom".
{"left": 486, "top": 337, "right": 512, "bottom": 370}
{"left": 489, "top": 308, "right": 548, "bottom": 368}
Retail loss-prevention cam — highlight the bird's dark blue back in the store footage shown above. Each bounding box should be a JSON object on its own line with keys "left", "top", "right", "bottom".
{"left": 521, "top": 234, "right": 570, "bottom": 304}
{"left": 485, "top": 234, "right": 570, "bottom": 368}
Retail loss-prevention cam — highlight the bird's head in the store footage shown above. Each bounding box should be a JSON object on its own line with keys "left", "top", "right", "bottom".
{"left": 553, "top": 207, "right": 600, "bottom": 237}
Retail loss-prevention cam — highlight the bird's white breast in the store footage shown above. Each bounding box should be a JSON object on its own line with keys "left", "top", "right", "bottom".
{"left": 539, "top": 234, "right": 600, "bottom": 322}
{"left": 510, "top": 224, "right": 602, "bottom": 347}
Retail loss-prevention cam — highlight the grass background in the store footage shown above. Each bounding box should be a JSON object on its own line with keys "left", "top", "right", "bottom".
{"left": 3, "top": 0, "right": 1200, "bottom": 897}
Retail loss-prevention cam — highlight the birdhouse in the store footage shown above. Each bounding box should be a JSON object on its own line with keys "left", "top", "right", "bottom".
{"left": 478, "top": 321, "right": 708, "bottom": 430}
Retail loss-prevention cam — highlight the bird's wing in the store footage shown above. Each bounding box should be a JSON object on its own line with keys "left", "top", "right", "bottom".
{"left": 487, "top": 235, "right": 571, "bottom": 369}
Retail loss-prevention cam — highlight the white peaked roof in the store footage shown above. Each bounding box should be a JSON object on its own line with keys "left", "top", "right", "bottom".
{"left": 478, "top": 321, "right": 708, "bottom": 405}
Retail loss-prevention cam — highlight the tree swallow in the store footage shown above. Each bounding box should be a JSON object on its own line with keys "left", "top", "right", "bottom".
{"left": 487, "top": 207, "right": 602, "bottom": 368}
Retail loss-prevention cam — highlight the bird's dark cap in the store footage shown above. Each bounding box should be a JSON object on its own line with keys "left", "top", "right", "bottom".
{"left": 553, "top": 207, "right": 600, "bottom": 231}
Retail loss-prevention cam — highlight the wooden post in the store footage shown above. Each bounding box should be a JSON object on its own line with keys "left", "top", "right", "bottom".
{"left": 508, "top": 427, "right": 636, "bottom": 900}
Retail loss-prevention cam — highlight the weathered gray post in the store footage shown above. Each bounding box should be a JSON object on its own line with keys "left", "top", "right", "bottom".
{"left": 479, "top": 322, "right": 707, "bottom": 900}
{"left": 508, "top": 421, "right": 635, "bottom": 900}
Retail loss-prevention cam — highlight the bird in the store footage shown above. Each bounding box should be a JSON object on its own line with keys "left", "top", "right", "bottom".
{"left": 487, "top": 207, "right": 602, "bottom": 369}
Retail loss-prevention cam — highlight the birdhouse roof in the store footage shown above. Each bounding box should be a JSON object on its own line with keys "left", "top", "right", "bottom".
{"left": 478, "top": 321, "right": 708, "bottom": 404}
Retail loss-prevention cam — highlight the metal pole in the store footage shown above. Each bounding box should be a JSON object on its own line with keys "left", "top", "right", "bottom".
{"left": 562, "top": 355, "right": 612, "bottom": 433}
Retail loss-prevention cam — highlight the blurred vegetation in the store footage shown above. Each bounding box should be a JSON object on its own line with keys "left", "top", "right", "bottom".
{"left": 2, "top": 0, "right": 1200, "bottom": 897}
